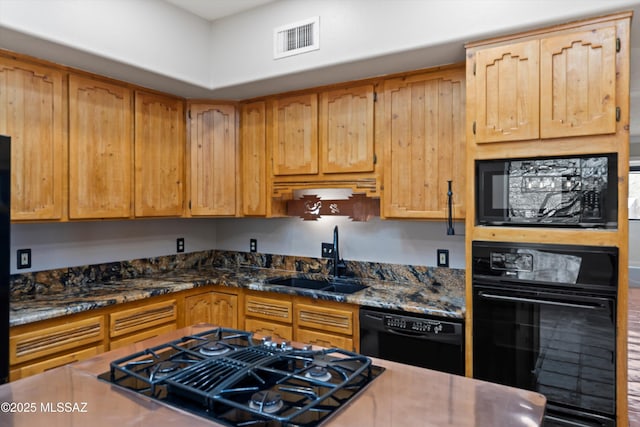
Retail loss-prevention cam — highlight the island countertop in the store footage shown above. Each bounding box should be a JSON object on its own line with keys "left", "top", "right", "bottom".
{"left": 0, "top": 325, "right": 546, "bottom": 427}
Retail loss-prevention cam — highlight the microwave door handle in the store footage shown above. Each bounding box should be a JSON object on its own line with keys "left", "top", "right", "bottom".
{"left": 477, "top": 291, "right": 605, "bottom": 310}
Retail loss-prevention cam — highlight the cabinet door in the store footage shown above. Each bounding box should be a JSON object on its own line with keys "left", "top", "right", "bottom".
{"left": 540, "top": 27, "right": 617, "bottom": 138}
{"left": 0, "top": 57, "right": 65, "bottom": 220}
{"left": 383, "top": 69, "right": 466, "bottom": 219}
{"left": 271, "top": 93, "right": 318, "bottom": 175}
{"left": 212, "top": 292, "right": 238, "bottom": 329}
{"left": 68, "top": 75, "right": 133, "bottom": 219}
{"left": 474, "top": 40, "right": 539, "bottom": 143}
{"left": 241, "top": 101, "right": 267, "bottom": 216}
{"left": 188, "top": 104, "right": 238, "bottom": 216}
{"left": 320, "top": 84, "right": 375, "bottom": 173}
{"left": 184, "top": 291, "right": 238, "bottom": 328}
{"left": 134, "top": 91, "right": 184, "bottom": 217}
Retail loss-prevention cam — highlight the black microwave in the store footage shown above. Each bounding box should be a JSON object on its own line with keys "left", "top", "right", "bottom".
{"left": 476, "top": 154, "right": 618, "bottom": 228}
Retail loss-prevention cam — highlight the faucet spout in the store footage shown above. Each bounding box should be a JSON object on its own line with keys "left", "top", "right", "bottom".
{"left": 332, "top": 226, "right": 345, "bottom": 277}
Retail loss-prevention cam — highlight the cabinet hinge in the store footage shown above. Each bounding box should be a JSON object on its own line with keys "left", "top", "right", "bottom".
{"left": 616, "top": 38, "right": 621, "bottom": 53}
{"left": 373, "top": 92, "right": 378, "bottom": 102}
{"left": 473, "top": 62, "right": 476, "bottom": 76}
{"left": 188, "top": 110, "right": 191, "bottom": 120}
{"left": 189, "top": 200, "right": 192, "bottom": 210}
{"left": 616, "top": 107, "right": 621, "bottom": 122}
{"left": 472, "top": 121, "right": 476, "bottom": 135}
{"left": 373, "top": 153, "right": 377, "bottom": 165}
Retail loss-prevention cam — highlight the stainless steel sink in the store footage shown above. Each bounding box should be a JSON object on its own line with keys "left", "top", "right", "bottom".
{"left": 266, "top": 276, "right": 368, "bottom": 294}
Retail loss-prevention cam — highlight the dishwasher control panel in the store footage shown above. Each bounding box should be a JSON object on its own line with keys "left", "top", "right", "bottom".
{"left": 384, "top": 315, "right": 456, "bottom": 334}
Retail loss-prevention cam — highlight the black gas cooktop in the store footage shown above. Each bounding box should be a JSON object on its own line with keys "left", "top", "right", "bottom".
{"left": 98, "top": 328, "right": 384, "bottom": 426}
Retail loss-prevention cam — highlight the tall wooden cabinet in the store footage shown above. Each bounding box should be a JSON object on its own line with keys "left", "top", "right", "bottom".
{"left": 382, "top": 66, "right": 465, "bottom": 219}
{"left": 0, "top": 56, "right": 66, "bottom": 221}
{"left": 465, "top": 12, "right": 631, "bottom": 426}
{"left": 241, "top": 101, "right": 268, "bottom": 216}
{"left": 134, "top": 91, "right": 185, "bottom": 217}
{"left": 68, "top": 74, "right": 133, "bottom": 219}
{"left": 187, "top": 103, "right": 238, "bottom": 216}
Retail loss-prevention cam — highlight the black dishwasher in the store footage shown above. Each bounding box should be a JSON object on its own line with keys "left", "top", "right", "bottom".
{"left": 359, "top": 306, "right": 464, "bottom": 375}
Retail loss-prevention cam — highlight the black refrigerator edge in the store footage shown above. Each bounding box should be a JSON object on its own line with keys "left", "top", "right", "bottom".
{"left": 0, "top": 135, "right": 9, "bottom": 384}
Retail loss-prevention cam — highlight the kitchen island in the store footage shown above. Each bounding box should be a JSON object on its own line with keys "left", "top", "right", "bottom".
{"left": 0, "top": 325, "right": 546, "bottom": 427}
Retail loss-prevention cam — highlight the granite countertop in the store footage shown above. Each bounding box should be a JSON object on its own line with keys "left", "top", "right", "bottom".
{"left": 10, "top": 266, "right": 465, "bottom": 327}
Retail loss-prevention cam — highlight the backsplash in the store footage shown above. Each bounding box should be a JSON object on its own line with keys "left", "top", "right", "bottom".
{"left": 10, "top": 250, "right": 464, "bottom": 296}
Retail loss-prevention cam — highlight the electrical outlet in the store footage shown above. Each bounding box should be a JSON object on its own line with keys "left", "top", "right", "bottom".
{"left": 321, "top": 243, "right": 334, "bottom": 258}
{"left": 250, "top": 238, "right": 257, "bottom": 253}
{"left": 437, "top": 249, "right": 449, "bottom": 267}
{"left": 176, "top": 238, "right": 185, "bottom": 253}
{"left": 17, "top": 249, "right": 31, "bottom": 269}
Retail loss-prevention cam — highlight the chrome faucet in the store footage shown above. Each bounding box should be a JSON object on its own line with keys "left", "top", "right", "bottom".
{"left": 332, "top": 226, "right": 346, "bottom": 277}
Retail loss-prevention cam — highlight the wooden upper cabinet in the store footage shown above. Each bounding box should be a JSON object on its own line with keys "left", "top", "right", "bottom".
{"left": 0, "top": 57, "right": 65, "bottom": 221}
{"left": 540, "top": 26, "right": 617, "bottom": 138}
{"left": 474, "top": 40, "right": 539, "bottom": 143}
{"left": 134, "top": 91, "right": 184, "bottom": 217}
{"left": 472, "top": 23, "right": 619, "bottom": 144}
{"left": 188, "top": 103, "right": 238, "bottom": 216}
{"left": 241, "top": 101, "right": 267, "bottom": 216}
{"left": 383, "top": 68, "right": 466, "bottom": 219}
{"left": 320, "top": 84, "right": 375, "bottom": 174}
{"left": 271, "top": 93, "right": 318, "bottom": 176}
{"left": 68, "top": 75, "right": 133, "bottom": 219}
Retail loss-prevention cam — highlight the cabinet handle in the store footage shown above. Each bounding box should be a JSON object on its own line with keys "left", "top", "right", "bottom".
{"left": 616, "top": 107, "right": 621, "bottom": 122}
{"left": 472, "top": 121, "right": 476, "bottom": 135}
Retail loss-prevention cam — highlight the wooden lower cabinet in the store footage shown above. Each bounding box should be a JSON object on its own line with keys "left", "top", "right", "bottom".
{"left": 10, "top": 345, "right": 105, "bottom": 381}
{"left": 293, "top": 298, "right": 359, "bottom": 352}
{"left": 295, "top": 328, "right": 354, "bottom": 351}
{"left": 244, "top": 318, "right": 293, "bottom": 341}
{"left": 8, "top": 286, "right": 362, "bottom": 382}
{"left": 109, "top": 324, "right": 177, "bottom": 350}
{"left": 184, "top": 290, "right": 238, "bottom": 328}
{"left": 109, "top": 299, "right": 177, "bottom": 339}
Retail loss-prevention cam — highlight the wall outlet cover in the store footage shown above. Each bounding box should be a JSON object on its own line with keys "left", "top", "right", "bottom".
{"left": 321, "top": 243, "right": 334, "bottom": 258}
{"left": 176, "top": 238, "right": 185, "bottom": 253}
{"left": 17, "top": 248, "right": 31, "bottom": 269}
{"left": 437, "top": 249, "right": 449, "bottom": 267}
{"left": 250, "top": 238, "right": 257, "bottom": 253}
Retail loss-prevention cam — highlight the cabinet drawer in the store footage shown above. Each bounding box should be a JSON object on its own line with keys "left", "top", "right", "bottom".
{"left": 295, "top": 328, "right": 354, "bottom": 352}
{"left": 245, "top": 295, "right": 292, "bottom": 323}
{"left": 10, "top": 345, "right": 105, "bottom": 381}
{"left": 295, "top": 303, "right": 353, "bottom": 335}
{"left": 245, "top": 318, "right": 293, "bottom": 341}
{"left": 109, "top": 299, "right": 177, "bottom": 338}
{"left": 109, "top": 323, "right": 177, "bottom": 350}
{"left": 10, "top": 316, "right": 105, "bottom": 365}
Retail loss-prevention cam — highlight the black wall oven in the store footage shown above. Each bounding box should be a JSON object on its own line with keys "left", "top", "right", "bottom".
{"left": 472, "top": 241, "right": 618, "bottom": 426}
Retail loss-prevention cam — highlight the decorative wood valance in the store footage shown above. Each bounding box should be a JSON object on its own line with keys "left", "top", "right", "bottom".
{"left": 287, "top": 194, "right": 380, "bottom": 221}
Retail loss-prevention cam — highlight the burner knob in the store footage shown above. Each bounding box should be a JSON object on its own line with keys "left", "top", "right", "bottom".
{"left": 262, "top": 336, "right": 273, "bottom": 346}
{"left": 302, "top": 345, "right": 313, "bottom": 351}
{"left": 280, "top": 341, "right": 292, "bottom": 351}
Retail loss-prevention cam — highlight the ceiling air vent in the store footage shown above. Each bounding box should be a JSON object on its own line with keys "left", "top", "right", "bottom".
{"left": 274, "top": 17, "right": 319, "bottom": 59}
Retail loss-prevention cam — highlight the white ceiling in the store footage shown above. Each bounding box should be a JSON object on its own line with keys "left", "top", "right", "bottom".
{"left": 164, "top": 0, "right": 276, "bottom": 21}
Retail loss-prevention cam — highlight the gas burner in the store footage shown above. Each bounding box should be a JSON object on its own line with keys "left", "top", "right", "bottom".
{"left": 198, "top": 341, "right": 231, "bottom": 356}
{"left": 249, "top": 390, "right": 283, "bottom": 414}
{"left": 304, "top": 365, "right": 332, "bottom": 382}
{"left": 150, "top": 361, "right": 180, "bottom": 381}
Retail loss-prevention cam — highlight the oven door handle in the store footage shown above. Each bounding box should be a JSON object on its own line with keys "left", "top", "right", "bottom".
{"left": 477, "top": 291, "right": 607, "bottom": 310}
